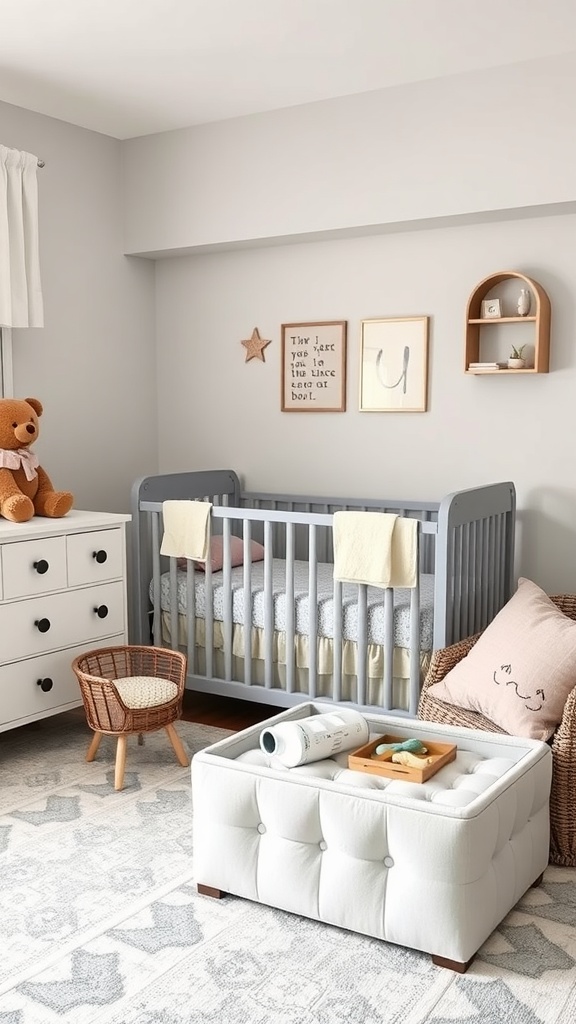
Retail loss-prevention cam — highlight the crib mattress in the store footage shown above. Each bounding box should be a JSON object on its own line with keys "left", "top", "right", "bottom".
{"left": 153, "top": 559, "right": 435, "bottom": 650}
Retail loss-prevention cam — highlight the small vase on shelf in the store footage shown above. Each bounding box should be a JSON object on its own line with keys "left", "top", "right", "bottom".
{"left": 517, "top": 288, "right": 531, "bottom": 316}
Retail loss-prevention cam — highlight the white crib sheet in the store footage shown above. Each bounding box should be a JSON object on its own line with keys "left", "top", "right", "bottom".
{"left": 152, "top": 559, "right": 435, "bottom": 650}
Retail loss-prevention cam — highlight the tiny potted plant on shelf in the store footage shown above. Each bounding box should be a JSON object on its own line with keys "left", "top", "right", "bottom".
{"left": 508, "top": 345, "right": 526, "bottom": 370}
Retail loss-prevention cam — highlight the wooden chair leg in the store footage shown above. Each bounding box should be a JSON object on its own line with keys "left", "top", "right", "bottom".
{"left": 114, "top": 734, "right": 128, "bottom": 790}
{"left": 86, "top": 731, "right": 103, "bottom": 762}
{"left": 165, "top": 723, "right": 189, "bottom": 766}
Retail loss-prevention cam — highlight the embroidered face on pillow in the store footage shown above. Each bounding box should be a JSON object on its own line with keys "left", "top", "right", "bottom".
{"left": 492, "top": 663, "right": 546, "bottom": 714}
{"left": 426, "top": 577, "right": 576, "bottom": 741}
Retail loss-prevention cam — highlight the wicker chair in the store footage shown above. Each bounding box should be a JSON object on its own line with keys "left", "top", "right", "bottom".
{"left": 72, "top": 645, "right": 189, "bottom": 791}
{"left": 418, "top": 594, "right": 576, "bottom": 867}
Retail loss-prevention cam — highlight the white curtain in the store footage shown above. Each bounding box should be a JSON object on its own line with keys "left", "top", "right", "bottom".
{"left": 0, "top": 145, "right": 44, "bottom": 328}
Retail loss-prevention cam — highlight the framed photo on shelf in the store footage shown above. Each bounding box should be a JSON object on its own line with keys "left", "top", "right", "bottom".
{"left": 359, "top": 316, "right": 429, "bottom": 413}
{"left": 481, "top": 299, "right": 502, "bottom": 319}
{"left": 281, "top": 321, "right": 347, "bottom": 412}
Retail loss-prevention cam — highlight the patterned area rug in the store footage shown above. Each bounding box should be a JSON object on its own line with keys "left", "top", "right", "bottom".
{"left": 1, "top": 712, "right": 576, "bottom": 1023}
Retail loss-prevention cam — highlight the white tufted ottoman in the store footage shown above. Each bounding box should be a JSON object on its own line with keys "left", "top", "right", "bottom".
{"left": 192, "top": 702, "right": 552, "bottom": 972}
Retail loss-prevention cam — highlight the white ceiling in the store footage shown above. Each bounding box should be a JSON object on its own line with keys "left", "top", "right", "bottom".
{"left": 2, "top": 0, "right": 576, "bottom": 140}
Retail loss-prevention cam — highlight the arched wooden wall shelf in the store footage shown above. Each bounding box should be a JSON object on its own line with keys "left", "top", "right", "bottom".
{"left": 465, "top": 271, "right": 551, "bottom": 374}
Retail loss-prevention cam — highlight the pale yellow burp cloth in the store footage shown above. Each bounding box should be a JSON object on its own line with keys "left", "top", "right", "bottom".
{"left": 160, "top": 500, "right": 212, "bottom": 561}
{"left": 333, "top": 510, "right": 417, "bottom": 588}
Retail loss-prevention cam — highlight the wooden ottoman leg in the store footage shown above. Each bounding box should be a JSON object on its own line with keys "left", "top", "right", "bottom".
{"left": 165, "top": 723, "right": 189, "bottom": 766}
{"left": 197, "top": 884, "right": 225, "bottom": 899}
{"left": 531, "top": 872, "right": 544, "bottom": 888}
{"left": 431, "top": 953, "right": 475, "bottom": 973}
{"left": 114, "top": 735, "right": 128, "bottom": 791}
{"left": 86, "top": 731, "right": 103, "bottom": 762}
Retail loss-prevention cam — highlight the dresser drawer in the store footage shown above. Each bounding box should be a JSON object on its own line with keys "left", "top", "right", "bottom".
{"left": 2, "top": 536, "right": 67, "bottom": 599}
{"left": 67, "top": 529, "right": 124, "bottom": 586}
{"left": 0, "top": 581, "right": 125, "bottom": 662}
{"left": 0, "top": 638, "right": 125, "bottom": 728}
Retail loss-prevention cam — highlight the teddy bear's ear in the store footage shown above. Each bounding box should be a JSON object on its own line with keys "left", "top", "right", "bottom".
{"left": 24, "top": 398, "right": 43, "bottom": 417}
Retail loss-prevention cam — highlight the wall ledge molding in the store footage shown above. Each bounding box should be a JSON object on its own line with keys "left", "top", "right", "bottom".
{"left": 126, "top": 200, "right": 576, "bottom": 259}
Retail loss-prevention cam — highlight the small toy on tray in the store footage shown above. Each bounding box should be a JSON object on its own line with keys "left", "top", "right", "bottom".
{"left": 374, "top": 737, "right": 428, "bottom": 755}
{"left": 348, "top": 733, "right": 457, "bottom": 783}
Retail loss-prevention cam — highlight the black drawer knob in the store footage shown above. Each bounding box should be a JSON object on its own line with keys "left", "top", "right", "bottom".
{"left": 33, "top": 559, "right": 49, "bottom": 575}
{"left": 94, "top": 604, "right": 109, "bottom": 619}
{"left": 34, "top": 618, "right": 51, "bottom": 633}
{"left": 37, "top": 677, "right": 53, "bottom": 692}
{"left": 92, "top": 550, "right": 108, "bottom": 564}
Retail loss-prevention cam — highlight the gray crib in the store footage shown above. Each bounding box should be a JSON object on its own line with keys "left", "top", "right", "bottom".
{"left": 130, "top": 470, "right": 516, "bottom": 717}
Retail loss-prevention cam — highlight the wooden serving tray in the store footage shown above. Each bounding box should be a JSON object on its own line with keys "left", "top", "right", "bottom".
{"left": 348, "top": 733, "right": 457, "bottom": 783}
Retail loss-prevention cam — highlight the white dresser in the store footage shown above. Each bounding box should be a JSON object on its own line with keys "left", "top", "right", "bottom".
{"left": 0, "top": 510, "right": 130, "bottom": 733}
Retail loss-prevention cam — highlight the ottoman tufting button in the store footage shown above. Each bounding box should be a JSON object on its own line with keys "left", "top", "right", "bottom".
{"left": 319, "top": 840, "right": 327, "bottom": 851}
{"left": 257, "top": 823, "right": 266, "bottom": 835}
{"left": 384, "top": 856, "right": 394, "bottom": 868}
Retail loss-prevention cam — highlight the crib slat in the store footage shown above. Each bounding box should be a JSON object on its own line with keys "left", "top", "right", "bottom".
{"left": 151, "top": 512, "right": 162, "bottom": 647}
{"left": 205, "top": 558, "right": 214, "bottom": 679}
{"left": 453, "top": 527, "right": 463, "bottom": 644}
{"left": 461, "top": 528, "right": 471, "bottom": 638}
{"left": 491, "top": 516, "right": 500, "bottom": 610}
{"left": 356, "top": 585, "right": 368, "bottom": 708}
{"left": 480, "top": 517, "right": 489, "bottom": 631}
{"left": 487, "top": 518, "right": 497, "bottom": 623}
{"left": 408, "top": 581, "right": 420, "bottom": 717}
{"left": 169, "top": 557, "right": 179, "bottom": 651}
{"left": 186, "top": 560, "right": 196, "bottom": 672}
{"left": 285, "top": 523, "right": 295, "bottom": 694}
{"left": 383, "top": 589, "right": 394, "bottom": 710}
{"left": 222, "top": 519, "right": 233, "bottom": 682}
{"left": 332, "top": 578, "right": 343, "bottom": 703}
{"left": 308, "top": 525, "right": 318, "bottom": 698}
{"left": 243, "top": 520, "right": 253, "bottom": 687}
{"left": 263, "top": 520, "right": 274, "bottom": 688}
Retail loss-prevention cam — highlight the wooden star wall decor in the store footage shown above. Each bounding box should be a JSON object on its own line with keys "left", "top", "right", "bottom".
{"left": 241, "top": 327, "right": 271, "bottom": 362}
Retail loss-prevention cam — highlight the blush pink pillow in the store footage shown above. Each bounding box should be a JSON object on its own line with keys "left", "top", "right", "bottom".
{"left": 426, "top": 577, "right": 576, "bottom": 741}
{"left": 177, "top": 535, "right": 265, "bottom": 573}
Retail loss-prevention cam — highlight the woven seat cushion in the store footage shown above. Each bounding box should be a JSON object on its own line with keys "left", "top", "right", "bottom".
{"left": 114, "top": 676, "right": 178, "bottom": 709}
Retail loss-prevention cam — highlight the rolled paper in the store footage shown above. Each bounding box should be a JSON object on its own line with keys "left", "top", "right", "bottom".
{"left": 260, "top": 710, "right": 369, "bottom": 768}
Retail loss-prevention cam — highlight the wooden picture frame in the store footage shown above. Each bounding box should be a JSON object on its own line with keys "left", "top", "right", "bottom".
{"left": 281, "top": 321, "right": 347, "bottom": 412}
{"left": 481, "top": 298, "right": 502, "bottom": 319}
{"left": 359, "top": 316, "right": 429, "bottom": 412}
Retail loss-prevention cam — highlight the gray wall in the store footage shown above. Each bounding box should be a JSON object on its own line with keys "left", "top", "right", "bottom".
{"left": 0, "top": 100, "right": 158, "bottom": 514}
{"left": 122, "top": 54, "right": 576, "bottom": 254}
{"left": 123, "top": 54, "right": 576, "bottom": 595}
{"left": 3, "top": 52, "right": 576, "bottom": 596}
{"left": 152, "top": 215, "right": 576, "bottom": 593}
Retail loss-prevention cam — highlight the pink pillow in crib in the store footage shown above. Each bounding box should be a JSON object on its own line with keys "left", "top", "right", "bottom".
{"left": 177, "top": 536, "right": 265, "bottom": 573}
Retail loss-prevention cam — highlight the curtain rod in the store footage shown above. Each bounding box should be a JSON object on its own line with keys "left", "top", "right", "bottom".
{"left": 37, "top": 159, "right": 45, "bottom": 168}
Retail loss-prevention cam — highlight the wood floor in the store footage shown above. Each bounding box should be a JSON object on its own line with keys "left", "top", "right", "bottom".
{"left": 181, "top": 690, "right": 278, "bottom": 731}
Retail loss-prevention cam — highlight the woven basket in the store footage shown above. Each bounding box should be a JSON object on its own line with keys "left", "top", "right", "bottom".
{"left": 418, "top": 595, "right": 576, "bottom": 867}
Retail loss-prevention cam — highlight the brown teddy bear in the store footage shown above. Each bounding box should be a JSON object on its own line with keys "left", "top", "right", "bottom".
{"left": 0, "top": 397, "right": 73, "bottom": 523}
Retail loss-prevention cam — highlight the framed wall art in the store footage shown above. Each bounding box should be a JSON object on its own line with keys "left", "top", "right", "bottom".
{"left": 359, "top": 316, "right": 429, "bottom": 412}
{"left": 281, "top": 321, "right": 347, "bottom": 412}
